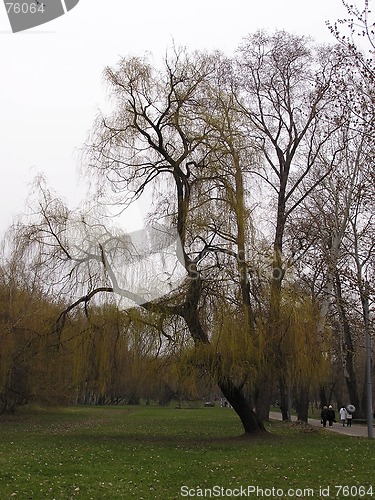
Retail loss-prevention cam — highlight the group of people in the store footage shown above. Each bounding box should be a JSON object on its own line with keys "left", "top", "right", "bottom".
{"left": 320, "top": 405, "right": 336, "bottom": 427}
{"left": 339, "top": 405, "right": 353, "bottom": 427}
{"left": 320, "top": 404, "right": 354, "bottom": 427}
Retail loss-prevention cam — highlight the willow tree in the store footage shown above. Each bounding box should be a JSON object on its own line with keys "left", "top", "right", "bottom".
{"left": 70, "top": 304, "right": 168, "bottom": 405}
{"left": 0, "top": 239, "right": 75, "bottom": 410}
{"left": 15, "top": 31, "right": 357, "bottom": 432}
{"left": 15, "top": 49, "right": 268, "bottom": 433}
{"left": 86, "top": 50, "right": 270, "bottom": 431}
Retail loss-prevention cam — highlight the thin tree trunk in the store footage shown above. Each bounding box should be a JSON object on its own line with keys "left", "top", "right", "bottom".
{"left": 335, "top": 272, "right": 362, "bottom": 417}
{"left": 278, "top": 377, "right": 289, "bottom": 421}
{"left": 254, "top": 373, "right": 274, "bottom": 422}
{"left": 296, "top": 386, "right": 309, "bottom": 422}
{"left": 319, "top": 386, "right": 328, "bottom": 408}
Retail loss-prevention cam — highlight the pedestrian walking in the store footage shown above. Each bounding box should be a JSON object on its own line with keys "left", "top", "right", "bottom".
{"left": 321, "top": 406, "right": 328, "bottom": 427}
{"left": 327, "top": 405, "right": 336, "bottom": 426}
{"left": 346, "top": 411, "right": 353, "bottom": 427}
{"left": 339, "top": 406, "right": 348, "bottom": 426}
{"left": 346, "top": 404, "right": 355, "bottom": 427}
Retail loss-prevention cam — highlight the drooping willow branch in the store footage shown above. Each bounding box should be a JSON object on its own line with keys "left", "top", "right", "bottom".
{"left": 54, "top": 286, "right": 114, "bottom": 336}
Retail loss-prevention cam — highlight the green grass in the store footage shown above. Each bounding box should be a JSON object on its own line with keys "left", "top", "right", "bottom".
{"left": 0, "top": 405, "right": 374, "bottom": 499}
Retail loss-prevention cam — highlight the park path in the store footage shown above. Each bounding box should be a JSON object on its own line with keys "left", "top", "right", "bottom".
{"left": 269, "top": 412, "right": 374, "bottom": 438}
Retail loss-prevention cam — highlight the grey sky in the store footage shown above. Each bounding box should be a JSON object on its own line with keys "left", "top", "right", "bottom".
{"left": 0, "top": 0, "right": 347, "bottom": 236}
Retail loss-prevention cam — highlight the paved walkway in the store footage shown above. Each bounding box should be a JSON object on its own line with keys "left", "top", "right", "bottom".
{"left": 269, "top": 412, "right": 374, "bottom": 438}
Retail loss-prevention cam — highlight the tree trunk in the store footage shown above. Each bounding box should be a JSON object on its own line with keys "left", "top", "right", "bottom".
{"left": 278, "top": 377, "right": 289, "bottom": 421}
{"left": 182, "top": 278, "right": 266, "bottom": 434}
{"left": 218, "top": 376, "right": 265, "bottom": 433}
{"left": 296, "top": 386, "right": 309, "bottom": 422}
{"left": 254, "top": 373, "right": 274, "bottom": 422}
{"left": 319, "top": 386, "right": 328, "bottom": 408}
{"left": 335, "top": 273, "right": 362, "bottom": 417}
{"left": 254, "top": 242, "right": 284, "bottom": 424}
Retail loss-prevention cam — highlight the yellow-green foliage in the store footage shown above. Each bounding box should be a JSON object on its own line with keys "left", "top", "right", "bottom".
{"left": 178, "top": 301, "right": 262, "bottom": 391}
{"left": 177, "top": 285, "right": 332, "bottom": 398}
{"left": 279, "top": 286, "right": 332, "bottom": 390}
{"left": 0, "top": 280, "right": 72, "bottom": 405}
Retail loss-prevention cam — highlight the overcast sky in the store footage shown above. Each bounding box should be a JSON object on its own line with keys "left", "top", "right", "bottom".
{"left": 0, "top": 0, "right": 348, "bottom": 236}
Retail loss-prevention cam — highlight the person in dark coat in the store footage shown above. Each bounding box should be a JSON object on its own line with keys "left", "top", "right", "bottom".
{"left": 327, "top": 405, "right": 336, "bottom": 426}
{"left": 321, "top": 406, "right": 328, "bottom": 427}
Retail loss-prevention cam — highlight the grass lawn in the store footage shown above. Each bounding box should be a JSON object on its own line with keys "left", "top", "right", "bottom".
{"left": 0, "top": 404, "right": 374, "bottom": 499}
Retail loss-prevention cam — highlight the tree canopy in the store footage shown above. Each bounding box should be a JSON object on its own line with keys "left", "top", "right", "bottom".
{"left": 1, "top": 12, "right": 374, "bottom": 432}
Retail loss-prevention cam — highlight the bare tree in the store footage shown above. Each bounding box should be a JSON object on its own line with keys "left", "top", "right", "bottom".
{"left": 234, "top": 31, "right": 347, "bottom": 419}
{"left": 290, "top": 114, "right": 374, "bottom": 416}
